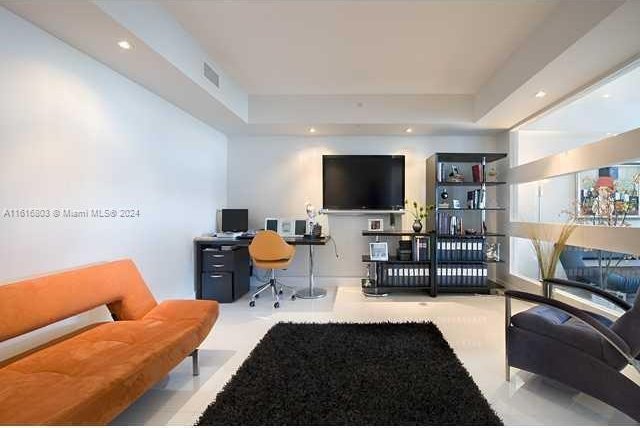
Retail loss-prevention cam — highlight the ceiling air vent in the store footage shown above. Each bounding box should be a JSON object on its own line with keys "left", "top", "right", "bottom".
{"left": 203, "top": 62, "right": 219, "bottom": 88}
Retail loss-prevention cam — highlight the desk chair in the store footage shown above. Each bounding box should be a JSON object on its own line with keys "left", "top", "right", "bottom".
{"left": 248, "top": 230, "right": 296, "bottom": 308}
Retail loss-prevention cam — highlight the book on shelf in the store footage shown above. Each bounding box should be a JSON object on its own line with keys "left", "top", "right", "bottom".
{"left": 466, "top": 189, "right": 487, "bottom": 209}
{"left": 472, "top": 164, "right": 483, "bottom": 183}
{"left": 381, "top": 263, "right": 430, "bottom": 287}
{"left": 412, "top": 236, "right": 429, "bottom": 261}
{"left": 437, "top": 263, "right": 487, "bottom": 287}
{"left": 437, "top": 237, "right": 484, "bottom": 262}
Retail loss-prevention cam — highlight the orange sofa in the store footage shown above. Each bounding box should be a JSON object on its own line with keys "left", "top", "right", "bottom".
{"left": 0, "top": 259, "right": 219, "bottom": 425}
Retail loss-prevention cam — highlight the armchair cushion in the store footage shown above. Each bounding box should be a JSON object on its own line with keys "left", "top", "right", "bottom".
{"left": 611, "top": 293, "right": 640, "bottom": 359}
{"left": 511, "top": 305, "right": 626, "bottom": 369}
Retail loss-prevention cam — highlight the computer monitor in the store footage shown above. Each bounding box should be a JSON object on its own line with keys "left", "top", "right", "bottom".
{"left": 220, "top": 209, "right": 248, "bottom": 232}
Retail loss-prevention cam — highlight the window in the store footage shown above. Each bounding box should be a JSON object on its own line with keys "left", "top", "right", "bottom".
{"left": 510, "top": 60, "right": 640, "bottom": 308}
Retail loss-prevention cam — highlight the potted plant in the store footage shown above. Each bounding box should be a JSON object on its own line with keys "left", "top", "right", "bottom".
{"left": 404, "top": 200, "right": 434, "bottom": 233}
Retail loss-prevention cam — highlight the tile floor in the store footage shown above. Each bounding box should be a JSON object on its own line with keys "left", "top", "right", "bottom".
{"left": 111, "top": 278, "right": 638, "bottom": 426}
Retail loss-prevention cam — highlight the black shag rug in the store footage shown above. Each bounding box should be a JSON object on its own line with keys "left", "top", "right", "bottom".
{"left": 196, "top": 322, "right": 502, "bottom": 426}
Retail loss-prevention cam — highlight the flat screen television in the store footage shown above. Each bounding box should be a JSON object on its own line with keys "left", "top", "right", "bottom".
{"left": 322, "top": 155, "right": 405, "bottom": 210}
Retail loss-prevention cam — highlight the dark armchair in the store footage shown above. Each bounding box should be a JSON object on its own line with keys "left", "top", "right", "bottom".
{"left": 505, "top": 278, "right": 640, "bottom": 422}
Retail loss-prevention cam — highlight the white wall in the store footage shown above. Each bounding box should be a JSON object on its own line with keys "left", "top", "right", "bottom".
{"left": 227, "top": 135, "right": 501, "bottom": 277}
{"left": 0, "top": 6, "right": 227, "bottom": 349}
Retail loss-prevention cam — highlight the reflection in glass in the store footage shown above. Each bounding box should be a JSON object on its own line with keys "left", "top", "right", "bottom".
{"left": 559, "top": 245, "right": 639, "bottom": 304}
{"left": 576, "top": 164, "right": 640, "bottom": 226}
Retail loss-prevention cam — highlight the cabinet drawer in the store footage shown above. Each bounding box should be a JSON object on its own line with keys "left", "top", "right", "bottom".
{"left": 202, "top": 249, "right": 234, "bottom": 271}
{"left": 201, "top": 272, "right": 233, "bottom": 303}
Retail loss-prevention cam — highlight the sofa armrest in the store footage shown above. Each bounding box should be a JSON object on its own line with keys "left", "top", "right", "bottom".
{"left": 505, "top": 290, "right": 634, "bottom": 364}
{"left": 543, "top": 278, "right": 632, "bottom": 311}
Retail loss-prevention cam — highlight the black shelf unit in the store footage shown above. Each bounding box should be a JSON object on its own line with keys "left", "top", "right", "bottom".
{"left": 426, "top": 152, "right": 507, "bottom": 294}
{"left": 361, "top": 230, "right": 435, "bottom": 297}
{"left": 437, "top": 181, "right": 506, "bottom": 187}
{"left": 437, "top": 233, "right": 505, "bottom": 238}
{"left": 361, "top": 230, "right": 432, "bottom": 237}
{"left": 438, "top": 207, "right": 506, "bottom": 211}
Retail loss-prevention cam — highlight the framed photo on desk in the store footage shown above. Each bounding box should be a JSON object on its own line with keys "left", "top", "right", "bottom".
{"left": 279, "top": 219, "right": 295, "bottom": 237}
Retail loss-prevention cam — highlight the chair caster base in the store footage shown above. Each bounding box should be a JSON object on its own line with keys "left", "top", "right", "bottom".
{"left": 274, "top": 302, "right": 280, "bottom": 309}
{"left": 291, "top": 295, "right": 296, "bottom": 300}
{"left": 249, "top": 300, "right": 256, "bottom": 307}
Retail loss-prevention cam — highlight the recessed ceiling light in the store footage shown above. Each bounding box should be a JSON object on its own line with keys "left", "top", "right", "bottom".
{"left": 602, "top": 93, "right": 611, "bottom": 98}
{"left": 117, "top": 40, "right": 132, "bottom": 50}
{"left": 308, "top": 127, "right": 316, "bottom": 134}
{"left": 534, "top": 90, "right": 547, "bottom": 98}
{"left": 405, "top": 128, "right": 413, "bottom": 133}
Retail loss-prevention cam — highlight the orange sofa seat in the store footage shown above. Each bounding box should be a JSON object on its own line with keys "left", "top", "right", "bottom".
{"left": 0, "top": 259, "right": 219, "bottom": 425}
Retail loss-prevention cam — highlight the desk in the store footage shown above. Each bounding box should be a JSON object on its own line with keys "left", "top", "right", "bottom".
{"left": 193, "top": 235, "right": 328, "bottom": 301}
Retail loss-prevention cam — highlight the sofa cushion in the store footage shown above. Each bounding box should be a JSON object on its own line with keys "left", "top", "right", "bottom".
{"left": 0, "top": 260, "right": 157, "bottom": 342}
{"left": 511, "top": 305, "right": 625, "bottom": 369}
{"left": 0, "top": 299, "right": 218, "bottom": 425}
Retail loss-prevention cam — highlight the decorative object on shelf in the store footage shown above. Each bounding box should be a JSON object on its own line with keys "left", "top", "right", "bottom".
{"left": 367, "top": 218, "right": 384, "bottom": 231}
{"left": 447, "top": 165, "right": 464, "bottom": 182}
{"left": 305, "top": 201, "right": 317, "bottom": 223}
{"left": 363, "top": 264, "right": 373, "bottom": 287}
{"left": 311, "top": 223, "right": 322, "bottom": 237}
{"left": 452, "top": 199, "right": 461, "bottom": 209}
{"left": 305, "top": 201, "right": 329, "bottom": 237}
{"left": 485, "top": 242, "right": 501, "bottom": 262}
{"left": 526, "top": 220, "right": 576, "bottom": 280}
{"left": 369, "top": 242, "right": 389, "bottom": 261}
{"left": 465, "top": 229, "right": 478, "bottom": 235}
{"left": 404, "top": 200, "right": 434, "bottom": 233}
{"left": 486, "top": 166, "right": 498, "bottom": 182}
{"left": 439, "top": 188, "right": 449, "bottom": 208}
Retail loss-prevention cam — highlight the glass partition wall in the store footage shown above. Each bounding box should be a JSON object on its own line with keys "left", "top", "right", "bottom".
{"left": 510, "top": 60, "right": 640, "bottom": 307}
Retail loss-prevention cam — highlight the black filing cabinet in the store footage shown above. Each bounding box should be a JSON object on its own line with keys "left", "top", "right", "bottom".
{"left": 199, "top": 246, "right": 250, "bottom": 303}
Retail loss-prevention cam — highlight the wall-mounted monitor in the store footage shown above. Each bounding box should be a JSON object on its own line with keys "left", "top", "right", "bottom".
{"left": 322, "top": 155, "right": 405, "bottom": 211}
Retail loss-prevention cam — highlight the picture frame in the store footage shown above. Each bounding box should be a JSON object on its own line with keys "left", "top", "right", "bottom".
{"left": 367, "top": 218, "right": 384, "bottom": 231}
{"left": 369, "top": 242, "right": 389, "bottom": 261}
{"left": 278, "top": 218, "right": 295, "bottom": 237}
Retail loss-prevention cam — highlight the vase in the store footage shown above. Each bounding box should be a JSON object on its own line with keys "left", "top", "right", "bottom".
{"left": 412, "top": 219, "right": 423, "bottom": 233}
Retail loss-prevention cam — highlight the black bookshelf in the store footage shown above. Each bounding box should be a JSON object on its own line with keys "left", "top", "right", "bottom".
{"left": 426, "top": 152, "right": 507, "bottom": 294}
{"left": 437, "top": 181, "right": 506, "bottom": 187}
